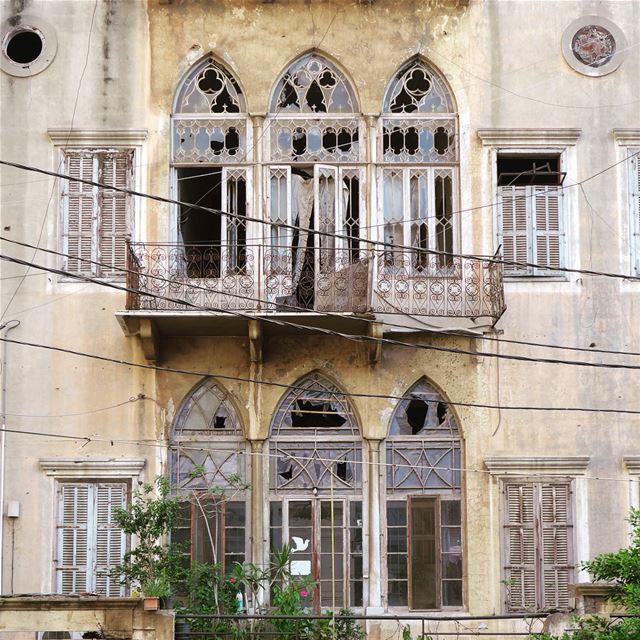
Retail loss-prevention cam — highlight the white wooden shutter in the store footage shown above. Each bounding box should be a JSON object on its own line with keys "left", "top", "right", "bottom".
{"left": 94, "top": 484, "right": 127, "bottom": 596}
{"left": 99, "top": 151, "right": 132, "bottom": 277}
{"left": 56, "top": 483, "right": 90, "bottom": 594}
{"left": 631, "top": 151, "right": 640, "bottom": 275}
{"left": 540, "top": 482, "right": 572, "bottom": 610}
{"left": 533, "top": 187, "right": 563, "bottom": 275}
{"left": 504, "top": 482, "right": 536, "bottom": 611}
{"left": 63, "top": 152, "right": 96, "bottom": 275}
{"left": 499, "top": 186, "right": 530, "bottom": 275}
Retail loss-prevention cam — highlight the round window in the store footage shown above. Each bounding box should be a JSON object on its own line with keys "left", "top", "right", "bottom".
{"left": 5, "top": 28, "right": 44, "bottom": 65}
{"left": 1, "top": 16, "right": 57, "bottom": 77}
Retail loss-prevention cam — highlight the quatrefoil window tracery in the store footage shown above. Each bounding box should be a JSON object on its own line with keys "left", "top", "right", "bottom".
{"left": 175, "top": 57, "right": 246, "bottom": 114}
{"left": 271, "top": 54, "right": 358, "bottom": 114}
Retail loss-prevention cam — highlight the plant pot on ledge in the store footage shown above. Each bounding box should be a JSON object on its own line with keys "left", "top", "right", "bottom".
{"left": 143, "top": 595, "right": 160, "bottom": 611}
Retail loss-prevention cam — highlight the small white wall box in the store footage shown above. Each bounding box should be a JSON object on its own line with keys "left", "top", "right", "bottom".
{"left": 7, "top": 501, "right": 19, "bottom": 518}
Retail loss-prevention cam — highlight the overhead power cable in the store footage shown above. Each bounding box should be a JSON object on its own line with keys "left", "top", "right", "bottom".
{"left": 3, "top": 335, "right": 640, "bottom": 416}
{"left": 2, "top": 153, "right": 639, "bottom": 282}
{"left": 5, "top": 234, "right": 640, "bottom": 362}
{"left": 5, "top": 250, "right": 640, "bottom": 373}
{"left": 0, "top": 426, "right": 637, "bottom": 486}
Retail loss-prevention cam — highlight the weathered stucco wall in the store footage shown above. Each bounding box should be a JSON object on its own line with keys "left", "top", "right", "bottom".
{"left": 1, "top": 0, "right": 639, "bottom": 627}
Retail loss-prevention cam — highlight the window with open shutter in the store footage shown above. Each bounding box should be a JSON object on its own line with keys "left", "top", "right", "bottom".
{"left": 61, "top": 149, "right": 133, "bottom": 278}
{"left": 503, "top": 480, "right": 573, "bottom": 612}
{"left": 55, "top": 482, "right": 128, "bottom": 596}
{"left": 497, "top": 154, "right": 565, "bottom": 277}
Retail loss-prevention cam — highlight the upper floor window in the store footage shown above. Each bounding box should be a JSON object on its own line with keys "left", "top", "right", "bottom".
{"left": 497, "top": 153, "right": 565, "bottom": 276}
{"left": 171, "top": 56, "right": 251, "bottom": 278}
{"left": 385, "top": 378, "right": 462, "bottom": 610}
{"left": 61, "top": 148, "right": 133, "bottom": 279}
{"left": 380, "top": 59, "right": 458, "bottom": 271}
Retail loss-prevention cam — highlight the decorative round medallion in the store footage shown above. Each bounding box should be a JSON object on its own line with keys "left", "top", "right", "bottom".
{"left": 562, "top": 16, "right": 626, "bottom": 77}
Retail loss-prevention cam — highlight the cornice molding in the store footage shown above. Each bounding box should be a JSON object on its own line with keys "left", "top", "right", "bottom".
{"left": 484, "top": 456, "right": 590, "bottom": 476}
{"left": 612, "top": 129, "right": 640, "bottom": 146}
{"left": 624, "top": 456, "right": 640, "bottom": 475}
{"left": 47, "top": 129, "right": 148, "bottom": 146}
{"left": 39, "top": 457, "right": 146, "bottom": 478}
{"left": 477, "top": 128, "right": 582, "bottom": 147}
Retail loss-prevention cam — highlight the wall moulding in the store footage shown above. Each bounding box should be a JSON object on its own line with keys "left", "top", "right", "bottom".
{"left": 484, "top": 456, "right": 590, "bottom": 476}
{"left": 612, "top": 129, "right": 640, "bottom": 146}
{"left": 623, "top": 456, "right": 640, "bottom": 475}
{"left": 47, "top": 129, "right": 148, "bottom": 146}
{"left": 39, "top": 458, "right": 146, "bottom": 478}
{"left": 477, "top": 128, "right": 582, "bottom": 147}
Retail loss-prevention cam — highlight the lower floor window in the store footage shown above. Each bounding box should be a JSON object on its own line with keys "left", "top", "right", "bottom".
{"left": 55, "top": 481, "right": 128, "bottom": 596}
{"left": 270, "top": 498, "right": 364, "bottom": 609}
{"left": 387, "top": 497, "right": 462, "bottom": 609}
{"left": 172, "top": 497, "right": 247, "bottom": 571}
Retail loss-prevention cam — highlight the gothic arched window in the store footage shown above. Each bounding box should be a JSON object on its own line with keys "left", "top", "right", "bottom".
{"left": 265, "top": 53, "right": 366, "bottom": 312}
{"left": 170, "top": 378, "right": 248, "bottom": 570}
{"left": 385, "top": 378, "right": 462, "bottom": 610}
{"left": 379, "top": 59, "right": 459, "bottom": 282}
{"left": 169, "top": 56, "right": 252, "bottom": 285}
{"left": 268, "top": 372, "right": 364, "bottom": 609}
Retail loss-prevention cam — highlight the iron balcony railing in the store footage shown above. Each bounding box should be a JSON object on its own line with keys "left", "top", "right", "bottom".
{"left": 126, "top": 243, "right": 505, "bottom": 320}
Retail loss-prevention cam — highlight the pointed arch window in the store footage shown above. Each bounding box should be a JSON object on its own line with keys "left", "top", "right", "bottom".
{"left": 170, "top": 379, "right": 248, "bottom": 571}
{"left": 170, "top": 56, "right": 252, "bottom": 281}
{"left": 385, "top": 379, "right": 462, "bottom": 610}
{"left": 379, "top": 59, "right": 458, "bottom": 275}
{"left": 265, "top": 54, "right": 366, "bottom": 312}
{"left": 268, "top": 373, "right": 364, "bottom": 609}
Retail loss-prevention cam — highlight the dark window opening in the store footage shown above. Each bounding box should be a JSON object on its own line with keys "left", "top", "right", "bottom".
{"left": 277, "top": 77, "right": 300, "bottom": 110}
{"left": 291, "top": 400, "right": 347, "bottom": 429}
{"left": 277, "top": 459, "right": 293, "bottom": 481}
{"left": 213, "top": 415, "right": 227, "bottom": 429}
{"left": 433, "top": 127, "right": 450, "bottom": 155}
{"left": 437, "top": 402, "right": 448, "bottom": 425}
{"left": 344, "top": 175, "right": 360, "bottom": 262}
{"left": 390, "top": 68, "right": 431, "bottom": 113}
{"left": 406, "top": 399, "right": 429, "bottom": 435}
{"left": 414, "top": 223, "right": 429, "bottom": 271}
{"left": 292, "top": 127, "right": 307, "bottom": 156}
{"left": 306, "top": 80, "right": 327, "bottom": 112}
{"left": 497, "top": 154, "right": 563, "bottom": 186}
{"left": 404, "top": 127, "right": 419, "bottom": 154}
{"left": 335, "top": 461, "right": 352, "bottom": 482}
{"left": 322, "top": 128, "right": 337, "bottom": 153}
{"left": 5, "top": 30, "right": 43, "bottom": 65}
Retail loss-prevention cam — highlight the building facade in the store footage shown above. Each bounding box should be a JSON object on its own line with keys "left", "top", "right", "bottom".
{"left": 1, "top": 0, "right": 639, "bottom": 636}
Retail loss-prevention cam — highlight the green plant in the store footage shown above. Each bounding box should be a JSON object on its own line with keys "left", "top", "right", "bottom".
{"left": 142, "top": 576, "right": 171, "bottom": 598}
{"left": 112, "top": 477, "right": 182, "bottom": 596}
{"left": 530, "top": 509, "right": 640, "bottom": 639}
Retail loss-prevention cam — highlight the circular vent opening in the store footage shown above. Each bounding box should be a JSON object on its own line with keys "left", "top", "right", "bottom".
{"left": 5, "top": 29, "right": 43, "bottom": 64}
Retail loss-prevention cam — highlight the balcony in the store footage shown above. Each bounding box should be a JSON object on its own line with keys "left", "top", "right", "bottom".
{"left": 117, "top": 243, "right": 504, "bottom": 358}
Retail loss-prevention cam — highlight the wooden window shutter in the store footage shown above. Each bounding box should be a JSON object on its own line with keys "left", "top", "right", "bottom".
{"left": 532, "top": 187, "right": 563, "bottom": 275}
{"left": 499, "top": 186, "right": 529, "bottom": 275}
{"left": 56, "top": 483, "right": 90, "bottom": 594}
{"left": 540, "top": 482, "right": 573, "bottom": 610}
{"left": 94, "top": 483, "right": 127, "bottom": 596}
{"left": 631, "top": 151, "right": 640, "bottom": 275}
{"left": 63, "top": 153, "right": 96, "bottom": 275}
{"left": 99, "top": 151, "right": 132, "bottom": 277}
{"left": 503, "top": 482, "right": 536, "bottom": 611}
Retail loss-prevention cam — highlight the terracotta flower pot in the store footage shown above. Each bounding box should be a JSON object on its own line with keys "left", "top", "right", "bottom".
{"left": 143, "top": 596, "right": 159, "bottom": 611}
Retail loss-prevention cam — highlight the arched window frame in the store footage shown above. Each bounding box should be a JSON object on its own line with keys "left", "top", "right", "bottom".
{"left": 264, "top": 53, "right": 367, "bottom": 310}
{"left": 377, "top": 58, "right": 460, "bottom": 279}
{"left": 383, "top": 378, "right": 463, "bottom": 611}
{"left": 169, "top": 378, "right": 249, "bottom": 572}
{"left": 267, "top": 372, "right": 366, "bottom": 610}
{"left": 167, "top": 56, "right": 254, "bottom": 281}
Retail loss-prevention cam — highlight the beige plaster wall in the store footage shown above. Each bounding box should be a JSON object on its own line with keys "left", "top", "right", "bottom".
{"left": 0, "top": 0, "right": 639, "bottom": 624}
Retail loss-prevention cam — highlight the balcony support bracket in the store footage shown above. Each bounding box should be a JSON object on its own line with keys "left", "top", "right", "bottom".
{"left": 368, "top": 322, "right": 383, "bottom": 365}
{"left": 249, "top": 319, "right": 263, "bottom": 364}
{"left": 139, "top": 318, "right": 160, "bottom": 363}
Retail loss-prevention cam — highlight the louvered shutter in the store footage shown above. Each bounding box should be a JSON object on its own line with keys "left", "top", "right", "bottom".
{"left": 631, "top": 152, "right": 640, "bottom": 275}
{"left": 504, "top": 482, "right": 536, "bottom": 611}
{"left": 94, "top": 484, "right": 127, "bottom": 596}
{"left": 99, "top": 152, "right": 132, "bottom": 277}
{"left": 533, "top": 187, "right": 562, "bottom": 275}
{"left": 56, "top": 484, "right": 90, "bottom": 594}
{"left": 499, "top": 186, "right": 529, "bottom": 275}
{"left": 540, "top": 482, "right": 572, "bottom": 610}
{"left": 63, "top": 153, "right": 96, "bottom": 275}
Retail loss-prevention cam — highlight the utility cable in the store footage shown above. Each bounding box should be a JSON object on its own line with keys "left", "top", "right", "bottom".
{"left": 3, "top": 335, "right": 640, "bottom": 416}
{"left": 5, "top": 250, "right": 640, "bottom": 373}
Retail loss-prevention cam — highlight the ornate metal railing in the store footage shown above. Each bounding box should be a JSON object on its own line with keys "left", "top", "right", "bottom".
{"left": 126, "top": 243, "right": 505, "bottom": 319}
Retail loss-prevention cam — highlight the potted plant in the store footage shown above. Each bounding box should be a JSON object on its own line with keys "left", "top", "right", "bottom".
{"left": 142, "top": 576, "right": 171, "bottom": 611}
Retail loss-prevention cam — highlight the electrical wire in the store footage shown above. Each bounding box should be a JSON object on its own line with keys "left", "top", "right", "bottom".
{"left": 2, "top": 394, "right": 148, "bottom": 419}
{"left": 2, "top": 150, "right": 639, "bottom": 282}
{"left": 3, "top": 335, "right": 640, "bottom": 416}
{"left": 5, "top": 249, "right": 640, "bottom": 374}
